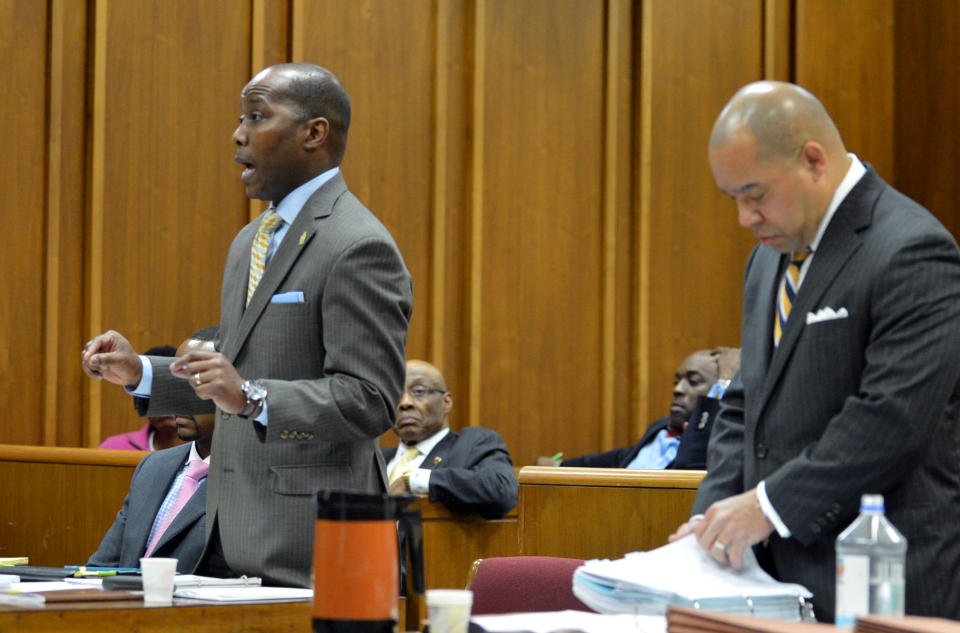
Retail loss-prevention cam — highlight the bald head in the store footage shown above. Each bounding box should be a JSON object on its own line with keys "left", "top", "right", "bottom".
{"left": 405, "top": 359, "right": 447, "bottom": 390}
{"left": 708, "top": 82, "right": 853, "bottom": 253}
{"left": 710, "top": 81, "right": 846, "bottom": 163}
{"left": 250, "top": 62, "right": 351, "bottom": 165}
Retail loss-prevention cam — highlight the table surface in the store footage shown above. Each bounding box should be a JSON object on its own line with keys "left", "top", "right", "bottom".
{"left": 0, "top": 597, "right": 318, "bottom": 633}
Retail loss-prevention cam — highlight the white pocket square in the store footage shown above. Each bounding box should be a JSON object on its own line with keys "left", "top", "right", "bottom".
{"left": 271, "top": 291, "right": 305, "bottom": 304}
{"left": 806, "top": 306, "right": 848, "bottom": 324}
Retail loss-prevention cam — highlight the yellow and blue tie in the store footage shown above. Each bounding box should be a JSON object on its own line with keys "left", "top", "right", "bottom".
{"left": 774, "top": 250, "right": 811, "bottom": 345}
{"left": 246, "top": 209, "right": 283, "bottom": 306}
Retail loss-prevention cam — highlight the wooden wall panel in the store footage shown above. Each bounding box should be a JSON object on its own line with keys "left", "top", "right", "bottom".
{"left": 91, "top": 0, "right": 252, "bottom": 443}
{"left": 45, "top": 0, "right": 89, "bottom": 447}
{"left": 0, "top": 0, "right": 50, "bottom": 446}
{"left": 295, "top": 0, "right": 438, "bottom": 369}
{"left": 893, "top": 1, "right": 960, "bottom": 237}
{"left": 2, "top": 0, "right": 959, "bottom": 462}
{"left": 638, "top": 0, "right": 759, "bottom": 435}
{"left": 476, "top": 0, "right": 607, "bottom": 466}
{"left": 795, "top": 0, "right": 895, "bottom": 182}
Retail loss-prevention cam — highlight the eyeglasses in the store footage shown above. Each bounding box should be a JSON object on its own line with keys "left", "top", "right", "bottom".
{"left": 407, "top": 385, "right": 446, "bottom": 400}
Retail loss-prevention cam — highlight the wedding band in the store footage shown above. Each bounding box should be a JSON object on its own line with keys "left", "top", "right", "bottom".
{"left": 713, "top": 541, "right": 729, "bottom": 555}
{"left": 194, "top": 373, "right": 202, "bottom": 386}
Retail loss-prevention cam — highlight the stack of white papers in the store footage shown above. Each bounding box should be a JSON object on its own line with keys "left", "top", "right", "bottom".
{"left": 572, "top": 535, "right": 812, "bottom": 621}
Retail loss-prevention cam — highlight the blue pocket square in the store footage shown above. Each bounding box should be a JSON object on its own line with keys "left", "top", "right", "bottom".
{"left": 271, "top": 291, "right": 305, "bottom": 304}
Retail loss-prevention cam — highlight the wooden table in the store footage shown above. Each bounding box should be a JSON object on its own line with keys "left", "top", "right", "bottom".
{"left": 0, "top": 598, "right": 315, "bottom": 632}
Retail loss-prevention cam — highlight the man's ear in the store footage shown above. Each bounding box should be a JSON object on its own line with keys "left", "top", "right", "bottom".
{"left": 442, "top": 392, "right": 453, "bottom": 415}
{"left": 303, "top": 117, "right": 329, "bottom": 150}
{"left": 799, "top": 141, "right": 828, "bottom": 180}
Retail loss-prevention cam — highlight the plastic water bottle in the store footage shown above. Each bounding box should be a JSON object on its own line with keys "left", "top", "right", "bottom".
{"left": 835, "top": 494, "right": 907, "bottom": 627}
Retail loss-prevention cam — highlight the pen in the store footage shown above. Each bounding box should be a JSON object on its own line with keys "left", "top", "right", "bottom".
{"left": 551, "top": 451, "right": 563, "bottom": 462}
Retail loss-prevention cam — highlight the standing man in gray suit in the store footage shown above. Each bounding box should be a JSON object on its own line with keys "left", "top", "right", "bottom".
{"left": 669, "top": 82, "right": 960, "bottom": 621}
{"left": 82, "top": 63, "right": 412, "bottom": 588}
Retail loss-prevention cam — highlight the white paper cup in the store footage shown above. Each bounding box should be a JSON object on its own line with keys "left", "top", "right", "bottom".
{"left": 139, "top": 557, "right": 177, "bottom": 605}
{"left": 426, "top": 589, "right": 473, "bottom": 633}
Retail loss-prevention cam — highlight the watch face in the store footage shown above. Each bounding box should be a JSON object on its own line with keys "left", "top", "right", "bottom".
{"left": 244, "top": 380, "right": 267, "bottom": 401}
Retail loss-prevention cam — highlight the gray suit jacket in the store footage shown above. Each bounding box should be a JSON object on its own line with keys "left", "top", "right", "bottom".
{"left": 88, "top": 443, "right": 206, "bottom": 573}
{"left": 692, "top": 166, "right": 960, "bottom": 622}
{"left": 145, "top": 173, "right": 412, "bottom": 587}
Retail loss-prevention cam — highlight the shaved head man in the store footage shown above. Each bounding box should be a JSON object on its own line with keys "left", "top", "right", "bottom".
{"left": 671, "top": 81, "right": 960, "bottom": 622}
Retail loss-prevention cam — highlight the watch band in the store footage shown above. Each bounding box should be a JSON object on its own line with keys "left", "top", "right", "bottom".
{"left": 237, "top": 398, "right": 264, "bottom": 419}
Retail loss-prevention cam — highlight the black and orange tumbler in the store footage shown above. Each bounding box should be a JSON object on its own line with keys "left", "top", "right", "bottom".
{"left": 313, "top": 491, "right": 424, "bottom": 633}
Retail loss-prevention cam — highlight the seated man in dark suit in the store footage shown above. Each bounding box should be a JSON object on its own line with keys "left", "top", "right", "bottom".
{"left": 88, "top": 327, "right": 218, "bottom": 573}
{"left": 383, "top": 359, "right": 518, "bottom": 519}
{"left": 546, "top": 347, "right": 739, "bottom": 470}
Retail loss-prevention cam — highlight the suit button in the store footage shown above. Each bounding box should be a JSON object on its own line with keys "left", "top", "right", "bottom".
{"left": 306, "top": 432, "right": 313, "bottom": 439}
{"left": 280, "top": 430, "right": 289, "bottom": 439}
{"left": 810, "top": 524, "right": 821, "bottom": 535}
{"left": 755, "top": 444, "right": 768, "bottom": 459}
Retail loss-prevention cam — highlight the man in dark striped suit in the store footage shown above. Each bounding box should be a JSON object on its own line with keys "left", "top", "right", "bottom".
{"left": 671, "top": 81, "right": 960, "bottom": 622}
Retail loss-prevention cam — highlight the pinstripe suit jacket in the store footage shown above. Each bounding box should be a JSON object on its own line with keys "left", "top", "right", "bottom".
{"left": 692, "top": 167, "right": 960, "bottom": 622}
{"left": 145, "top": 172, "right": 412, "bottom": 587}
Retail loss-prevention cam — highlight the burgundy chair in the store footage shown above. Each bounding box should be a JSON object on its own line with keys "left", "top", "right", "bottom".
{"left": 467, "top": 556, "right": 593, "bottom": 615}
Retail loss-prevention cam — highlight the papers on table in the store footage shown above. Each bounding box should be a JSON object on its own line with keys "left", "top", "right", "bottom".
{"left": 472, "top": 610, "right": 667, "bottom": 633}
{"left": 572, "top": 535, "right": 813, "bottom": 621}
{"left": 173, "top": 586, "right": 313, "bottom": 602}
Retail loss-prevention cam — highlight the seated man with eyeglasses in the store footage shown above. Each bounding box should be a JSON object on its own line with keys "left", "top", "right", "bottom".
{"left": 382, "top": 359, "right": 518, "bottom": 519}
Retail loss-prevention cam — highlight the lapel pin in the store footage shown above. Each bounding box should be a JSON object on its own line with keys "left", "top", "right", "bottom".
{"left": 433, "top": 456, "right": 442, "bottom": 465}
{"left": 298, "top": 232, "right": 307, "bottom": 245}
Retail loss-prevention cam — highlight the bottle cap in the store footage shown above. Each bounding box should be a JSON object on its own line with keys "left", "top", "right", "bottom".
{"left": 860, "top": 493, "right": 884, "bottom": 512}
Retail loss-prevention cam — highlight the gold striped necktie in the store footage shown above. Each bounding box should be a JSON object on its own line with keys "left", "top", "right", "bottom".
{"left": 246, "top": 209, "right": 283, "bottom": 306}
{"left": 774, "top": 250, "right": 811, "bottom": 345}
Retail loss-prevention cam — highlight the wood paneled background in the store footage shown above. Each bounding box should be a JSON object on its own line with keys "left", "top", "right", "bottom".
{"left": 3, "top": 0, "right": 959, "bottom": 466}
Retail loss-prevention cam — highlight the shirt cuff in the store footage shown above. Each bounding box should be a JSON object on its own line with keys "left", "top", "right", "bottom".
{"left": 125, "top": 355, "right": 153, "bottom": 397}
{"left": 408, "top": 468, "right": 431, "bottom": 495}
{"left": 253, "top": 400, "right": 268, "bottom": 426}
{"left": 757, "top": 480, "right": 792, "bottom": 538}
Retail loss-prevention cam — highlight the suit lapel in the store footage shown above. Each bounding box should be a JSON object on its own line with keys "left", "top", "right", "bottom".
{"left": 421, "top": 431, "right": 459, "bottom": 470}
{"left": 155, "top": 485, "right": 206, "bottom": 553}
{"left": 225, "top": 173, "right": 345, "bottom": 363}
{"left": 128, "top": 448, "right": 188, "bottom": 554}
{"left": 220, "top": 228, "right": 253, "bottom": 347}
{"left": 754, "top": 167, "right": 880, "bottom": 417}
